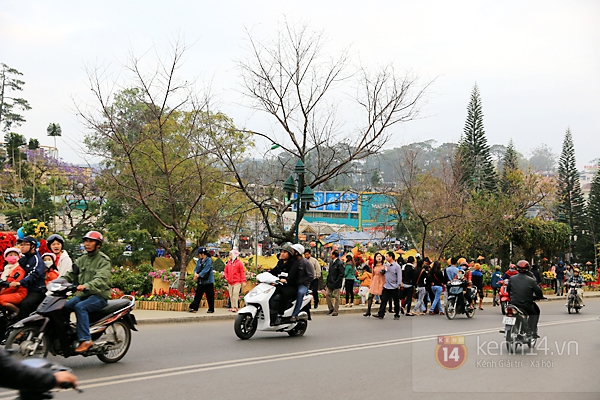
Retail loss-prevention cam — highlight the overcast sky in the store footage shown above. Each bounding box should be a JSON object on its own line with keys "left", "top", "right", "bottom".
{"left": 2, "top": 0, "right": 599, "bottom": 169}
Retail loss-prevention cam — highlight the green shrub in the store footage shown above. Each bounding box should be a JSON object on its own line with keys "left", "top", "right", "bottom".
{"left": 110, "top": 263, "right": 154, "bottom": 295}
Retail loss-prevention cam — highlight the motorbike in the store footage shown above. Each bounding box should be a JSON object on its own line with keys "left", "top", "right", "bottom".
{"left": 5, "top": 278, "right": 137, "bottom": 363}
{"left": 498, "top": 279, "right": 510, "bottom": 315}
{"left": 499, "top": 295, "right": 543, "bottom": 353}
{"left": 17, "top": 358, "right": 81, "bottom": 400}
{"left": 444, "top": 279, "right": 476, "bottom": 319}
{"left": 566, "top": 282, "right": 583, "bottom": 314}
{"left": 234, "top": 272, "right": 312, "bottom": 340}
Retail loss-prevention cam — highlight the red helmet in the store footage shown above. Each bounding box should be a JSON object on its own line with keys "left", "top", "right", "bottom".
{"left": 83, "top": 231, "right": 104, "bottom": 243}
{"left": 516, "top": 260, "right": 530, "bottom": 272}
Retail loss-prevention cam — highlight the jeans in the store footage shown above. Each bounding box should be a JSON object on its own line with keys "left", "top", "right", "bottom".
{"left": 429, "top": 285, "right": 443, "bottom": 312}
{"left": 292, "top": 284, "right": 309, "bottom": 317}
{"left": 412, "top": 287, "right": 426, "bottom": 313}
{"left": 64, "top": 295, "right": 108, "bottom": 342}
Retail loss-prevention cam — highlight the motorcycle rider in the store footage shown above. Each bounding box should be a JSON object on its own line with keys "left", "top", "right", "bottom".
{"left": 290, "top": 243, "right": 314, "bottom": 322}
{"left": 62, "top": 231, "right": 112, "bottom": 353}
{"left": 269, "top": 243, "right": 299, "bottom": 322}
{"left": 507, "top": 260, "right": 544, "bottom": 338}
{"left": 11, "top": 236, "right": 46, "bottom": 320}
{"left": 566, "top": 267, "right": 585, "bottom": 307}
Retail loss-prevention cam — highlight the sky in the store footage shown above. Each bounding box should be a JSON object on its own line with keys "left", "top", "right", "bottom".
{"left": 1, "top": 0, "right": 599, "bottom": 169}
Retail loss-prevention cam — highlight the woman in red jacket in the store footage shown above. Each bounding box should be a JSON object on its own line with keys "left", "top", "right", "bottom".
{"left": 224, "top": 248, "right": 246, "bottom": 312}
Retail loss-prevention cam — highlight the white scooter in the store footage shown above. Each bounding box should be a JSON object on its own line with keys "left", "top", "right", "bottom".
{"left": 234, "top": 272, "right": 312, "bottom": 339}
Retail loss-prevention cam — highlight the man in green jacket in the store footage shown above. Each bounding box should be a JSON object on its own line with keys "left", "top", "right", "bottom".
{"left": 63, "top": 231, "right": 112, "bottom": 353}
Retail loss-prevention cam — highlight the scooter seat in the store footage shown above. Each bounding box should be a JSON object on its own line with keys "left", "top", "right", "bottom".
{"left": 89, "top": 299, "right": 131, "bottom": 323}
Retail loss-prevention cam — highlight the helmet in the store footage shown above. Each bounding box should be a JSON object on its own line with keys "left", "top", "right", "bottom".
{"left": 516, "top": 260, "right": 530, "bottom": 272}
{"left": 280, "top": 243, "right": 294, "bottom": 257}
{"left": 457, "top": 257, "right": 467, "bottom": 266}
{"left": 41, "top": 252, "right": 56, "bottom": 262}
{"left": 573, "top": 268, "right": 580, "bottom": 273}
{"left": 3, "top": 247, "right": 21, "bottom": 258}
{"left": 83, "top": 231, "right": 104, "bottom": 243}
{"left": 21, "top": 236, "right": 37, "bottom": 247}
{"left": 291, "top": 243, "right": 305, "bottom": 255}
{"left": 47, "top": 234, "right": 65, "bottom": 246}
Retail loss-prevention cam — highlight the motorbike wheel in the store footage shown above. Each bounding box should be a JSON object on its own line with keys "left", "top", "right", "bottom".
{"left": 466, "top": 304, "right": 475, "bottom": 318}
{"left": 96, "top": 321, "right": 131, "bottom": 363}
{"left": 505, "top": 322, "right": 519, "bottom": 354}
{"left": 234, "top": 313, "right": 257, "bottom": 340}
{"left": 5, "top": 326, "right": 49, "bottom": 359}
{"left": 500, "top": 301, "right": 507, "bottom": 315}
{"left": 287, "top": 320, "right": 307, "bottom": 337}
{"left": 444, "top": 298, "right": 456, "bottom": 320}
{"left": 567, "top": 299, "right": 572, "bottom": 314}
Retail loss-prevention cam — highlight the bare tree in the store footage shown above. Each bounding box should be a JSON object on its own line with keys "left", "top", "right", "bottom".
{"left": 215, "top": 21, "right": 432, "bottom": 243}
{"left": 79, "top": 43, "right": 246, "bottom": 290}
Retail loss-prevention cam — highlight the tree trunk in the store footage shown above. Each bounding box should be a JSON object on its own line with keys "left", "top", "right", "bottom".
{"left": 176, "top": 237, "right": 189, "bottom": 293}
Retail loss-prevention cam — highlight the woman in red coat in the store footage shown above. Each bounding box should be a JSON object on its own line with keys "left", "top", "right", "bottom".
{"left": 224, "top": 248, "right": 246, "bottom": 312}
{"left": 0, "top": 248, "right": 28, "bottom": 317}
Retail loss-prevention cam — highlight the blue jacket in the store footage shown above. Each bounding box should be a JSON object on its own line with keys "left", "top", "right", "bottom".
{"left": 194, "top": 256, "right": 214, "bottom": 285}
{"left": 18, "top": 252, "right": 46, "bottom": 293}
{"left": 491, "top": 271, "right": 502, "bottom": 288}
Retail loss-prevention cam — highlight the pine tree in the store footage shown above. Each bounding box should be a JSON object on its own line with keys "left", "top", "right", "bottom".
{"left": 556, "top": 128, "right": 586, "bottom": 260}
{"left": 587, "top": 164, "right": 600, "bottom": 265}
{"left": 456, "top": 83, "right": 497, "bottom": 192}
{"left": 500, "top": 139, "right": 519, "bottom": 193}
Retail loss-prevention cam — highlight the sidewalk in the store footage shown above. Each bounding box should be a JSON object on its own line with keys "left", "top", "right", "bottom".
{"left": 133, "top": 292, "right": 600, "bottom": 325}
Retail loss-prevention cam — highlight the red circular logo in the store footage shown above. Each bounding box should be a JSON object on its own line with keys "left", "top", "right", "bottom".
{"left": 435, "top": 336, "right": 467, "bottom": 370}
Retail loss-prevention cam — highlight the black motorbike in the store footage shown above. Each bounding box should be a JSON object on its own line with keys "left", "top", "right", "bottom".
{"left": 566, "top": 282, "right": 583, "bottom": 314}
{"left": 500, "top": 295, "right": 544, "bottom": 353}
{"left": 444, "top": 279, "right": 477, "bottom": 319}
{"left": 5, "top": 278, "right": 137, "bottom": 363}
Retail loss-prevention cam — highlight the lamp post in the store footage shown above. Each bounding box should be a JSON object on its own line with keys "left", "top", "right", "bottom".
{"left": 283, "top": 159, "right": 314, "bottom": 244}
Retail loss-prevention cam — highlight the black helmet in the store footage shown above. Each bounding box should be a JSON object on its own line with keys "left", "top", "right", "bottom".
{"left": 47, "top": 234, "right": 65, "bottom": 246}
{"left": 516, "top": 260, "right": 530, "bottom": 272}
{"left": 21, "top": 236, "right": 37, "bottom": 247}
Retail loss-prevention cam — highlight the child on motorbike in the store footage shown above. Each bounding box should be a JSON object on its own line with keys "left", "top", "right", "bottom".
{"left": 41, "top": 253, "right": 60, "bottom": 286}
{"left": 0, "top": 248, "right": 28, "bottom": 318}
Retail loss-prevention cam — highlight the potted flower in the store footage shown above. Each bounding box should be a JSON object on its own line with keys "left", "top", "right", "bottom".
{"left": 148, "top": 269, "right": 177, "bottom": 294}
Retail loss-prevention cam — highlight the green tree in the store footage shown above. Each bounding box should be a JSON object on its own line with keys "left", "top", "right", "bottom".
{"left": 586, "top": 164, "right": 600, "bottom": 269}
{"left": 556, "top": 128, "right": 586, "bottom": 261}
{"left": 529, "top": 143, "right": 556, "bottom": 172}
{"left": 500, "top": 139, "right": 519, "bottom": 193}
{"left": 456, "top": 83, "right": 497, "bottom": 192}
{"left": 0, "top": 64, "right": 31, "bottom": 133}
{"left": 3, "top": 132, "right": 27, "bottom": 166}
{"left": 46, "top": 123, "right": 62, "bottom": 156}
{"left": 27, "top": 138, "right": 39, "bottom": 150}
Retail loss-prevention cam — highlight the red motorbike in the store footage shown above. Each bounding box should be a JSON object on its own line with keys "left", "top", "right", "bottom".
{"left": 498, "top": 279, "right": 510, "bottom": 315}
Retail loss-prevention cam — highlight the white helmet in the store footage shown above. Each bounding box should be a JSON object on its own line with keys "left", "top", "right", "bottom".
{"left": 291, "top": 243, "right": 305, "bottom": 255}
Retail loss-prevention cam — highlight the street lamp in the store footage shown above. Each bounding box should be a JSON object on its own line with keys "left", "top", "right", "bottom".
{"left": 283, "top": 159, "right": 314, "bottom": 244}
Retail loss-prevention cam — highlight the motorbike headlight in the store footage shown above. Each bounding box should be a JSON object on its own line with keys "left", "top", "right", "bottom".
{"left": 248, "top": 287, "right": 263, "bottom": 298}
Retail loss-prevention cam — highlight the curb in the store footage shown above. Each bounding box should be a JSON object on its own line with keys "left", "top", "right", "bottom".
{"left": 135, "top": 293, "right": 600, "bottom": 325}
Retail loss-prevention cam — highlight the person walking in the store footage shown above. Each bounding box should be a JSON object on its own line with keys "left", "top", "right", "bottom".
{"left": 188, "top": 248, "right": 215, "bottom": 313}
{"left": 304, "top": 249, "right": 321, "bottom": 309}
{"left": 224, "top": 248, "right": 245, "bottom": 312}
{"left": 364, "top": 253, "right": 385, "bottom": 317}
{"left": 325, "top": 250, "right": 344, "bottom": 316}
{"left": 471, "top": 263, "right": 484, "bottom": 310}
{"left": 402, "top": 256, "right": 416, "bottom": 316}
{"left": 555, "top": 261, "right": 566, "bottom": 296}
{"left": 428, "top": 261, "right": 445, "bottom": 315}
{"left": 374, "top": 251, "right": 402, "bottom": 320}
{"left": 491, "top": 266, "right": 502, "bottom": 306}
{"left": 343, "top": 255, "right": 356, "bottom": 307}
{"left": 411, "top": 262, "right": 428, "bottom": 315}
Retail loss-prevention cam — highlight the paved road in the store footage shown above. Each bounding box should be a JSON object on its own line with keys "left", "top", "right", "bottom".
{"left": 1, "top": 298, "right": 599, "bottom": 399}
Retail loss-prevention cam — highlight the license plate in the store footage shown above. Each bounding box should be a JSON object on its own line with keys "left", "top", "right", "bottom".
{"left": 503, "top": 316, "right": 516, "bottom": 325}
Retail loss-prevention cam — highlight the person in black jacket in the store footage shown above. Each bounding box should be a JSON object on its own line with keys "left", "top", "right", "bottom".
{"left": 269, "top": 244, "right": 299, "bottom": 318}
{"left": 325, "top": 250, "right": 344, "bottom": 316}
{"left": 11, "top": 236, "right": 46, "bottom": 320}
{"left": 0, "top": 347, "right": 77, "bottom": 391}
{"left": 507, "top": 260, "right": 544, "bottom": 338}
{"left": 401, "top": 256, "right": 416, "bottom": 315}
